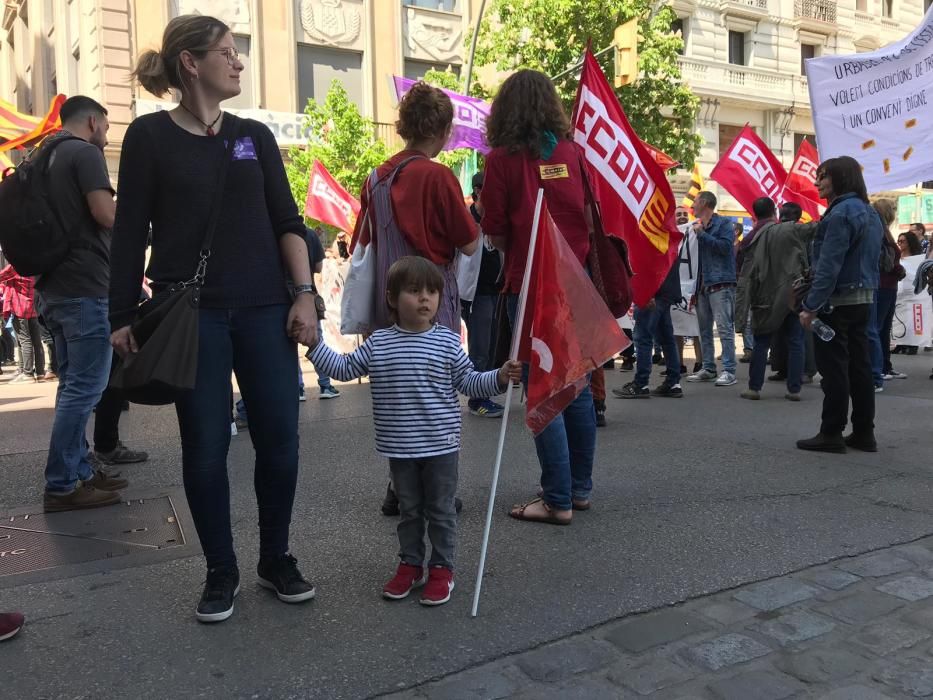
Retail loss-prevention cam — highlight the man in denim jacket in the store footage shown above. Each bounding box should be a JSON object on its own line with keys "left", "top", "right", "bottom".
{"left": 686, "top": 191, "right": 739, "bottom": 387}
{"left": 797, "top": 156, "right": 882, "bottom": 454}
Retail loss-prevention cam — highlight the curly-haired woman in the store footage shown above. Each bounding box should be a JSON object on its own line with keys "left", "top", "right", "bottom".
{"left": 480, "top": 69, "right": 596, "bottom": 525}
{"left": 351, "top": 81, "right": 478, "bottom": 332}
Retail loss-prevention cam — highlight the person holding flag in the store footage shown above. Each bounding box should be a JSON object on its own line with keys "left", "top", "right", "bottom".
{"left": 481, "top": 70, "right": 600, "bottom": 525}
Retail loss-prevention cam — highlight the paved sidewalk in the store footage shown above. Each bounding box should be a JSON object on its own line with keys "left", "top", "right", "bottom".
{"left": 388, "top": 537, "right": 933, "bottom": 699}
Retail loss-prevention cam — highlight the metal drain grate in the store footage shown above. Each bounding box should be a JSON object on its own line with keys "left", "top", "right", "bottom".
{"left": 0, "top": 495, "right": 188, "bottom": 579}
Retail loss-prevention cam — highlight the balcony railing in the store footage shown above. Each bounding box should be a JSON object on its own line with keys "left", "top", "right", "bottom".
{"left": 724, "top": 0, "right": 768, "bottom": 9}
{"left": 794, "top": 0, "right": 837, "bottom": 24}
{"left": 679, "top": 57, "right": 811, "bottom": 105}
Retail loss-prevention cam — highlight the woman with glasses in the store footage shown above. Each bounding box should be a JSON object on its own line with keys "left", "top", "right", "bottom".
{"left": 796, "top": 157, "right": 882, "bottom": 454}
{"left": 110, "top": 15, "right": 318, "bottom": 623}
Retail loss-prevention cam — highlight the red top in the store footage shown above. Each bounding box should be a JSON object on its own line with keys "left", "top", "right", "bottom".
{"left": 352, "top": 150, "right": 477, "bottom": 264}
{"left": 480, "top": 140, "right": 590, "bottom": 293}
{"left": 0, "top": 265, "right": 36, "bottom": 320}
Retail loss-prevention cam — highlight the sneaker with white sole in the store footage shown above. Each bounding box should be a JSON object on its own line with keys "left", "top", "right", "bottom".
{"left": 715, "top": 371, "right": 737, "bottom": 386}
{"left": 687, "top": 368, "right": 717, "bottom": 382}
{"left": 319, "top": 385, "right": 341, "bottom": 399}
{"left": 196, "top": 566, "right": 240, "bottom": 623}
{"left": 383, "top": 563, "right": 427, "bottom": 600}
{"left": 420, "top": 566, "right": 454, "bottom": 606}
{"left": 257, "top": 554, "right": 316, "bottom": 603}
{"left": 885, "top": 369, "right": 907, "bottom": 379}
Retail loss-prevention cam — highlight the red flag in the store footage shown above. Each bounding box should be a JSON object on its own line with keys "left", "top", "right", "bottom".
{"left": 641, "top": 141, "right": 679, "bottom": 171}
{"left": 572, "top": 49, "right": 683, "bottom": 308}
{"left": 517, "top": 205, "right": 630, "bottom": 435}
{"left": 710, "top": 126, "right": 788, "bottom": 215}
{"left": 780, "top": 138, "right": 826, "bottom": 221}
{"left": 304, "top": 160, "right": 360, "bottom": 232}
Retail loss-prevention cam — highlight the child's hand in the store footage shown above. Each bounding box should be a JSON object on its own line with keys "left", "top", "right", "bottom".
{"left": 498, "top": 360, "right": 522, "bottom": 387}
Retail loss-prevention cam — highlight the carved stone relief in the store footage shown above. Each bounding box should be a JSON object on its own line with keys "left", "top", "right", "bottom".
{"left": 405, "top": 7, "right": 463, "bottom": 63}
{"left": 299, "top": 0, "right": 364, "bottom": 50}
{"left": 174, "top": 0, "right": 251, "bottom": 35}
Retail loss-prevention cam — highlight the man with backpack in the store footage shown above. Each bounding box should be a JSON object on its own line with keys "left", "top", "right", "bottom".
{"left": 32, "top": 96, "right": 128, "bottom": 511}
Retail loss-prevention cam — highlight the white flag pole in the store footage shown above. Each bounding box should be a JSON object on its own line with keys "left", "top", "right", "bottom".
{"left": 471, "top": 188, "right": 545, "bottom": 618}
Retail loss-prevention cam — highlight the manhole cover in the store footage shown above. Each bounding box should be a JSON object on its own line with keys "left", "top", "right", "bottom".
{"left": 0, "top": 492, "right": 197, "bottom": 585}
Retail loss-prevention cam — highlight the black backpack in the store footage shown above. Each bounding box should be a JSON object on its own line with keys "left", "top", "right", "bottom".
{"left": 0, "top": 135, "right": 83, "bottom": 276}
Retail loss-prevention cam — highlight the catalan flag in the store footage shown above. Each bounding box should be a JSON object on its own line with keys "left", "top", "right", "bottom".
{"left": 0, "top": 94, "right": 66, "bottom": 158}
{"left": 681, "top": 163, "right": 704, "bottom": 209}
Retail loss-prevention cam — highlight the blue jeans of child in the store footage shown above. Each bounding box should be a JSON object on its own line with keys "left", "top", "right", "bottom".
{"left": 633, "top": 304, "right": 680, "bottom": 387}
{"left": 507, "top": 294, "right": 596, "bottom": 511}
{"left": 696, "top": 286, "right": 737, "bottom": 375}
{"left": 176, "top": 305, "right": 300, "bottom": 570}
{"left": 36, "top": 295, "right": 112, "bottom": 494}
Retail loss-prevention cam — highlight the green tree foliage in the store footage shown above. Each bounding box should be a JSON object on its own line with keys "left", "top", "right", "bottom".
{"left": 286, "top": 80, "right": 389, "bottom": 234}
{"left": 472, "top": 0, "right": 701, "bottom": 168}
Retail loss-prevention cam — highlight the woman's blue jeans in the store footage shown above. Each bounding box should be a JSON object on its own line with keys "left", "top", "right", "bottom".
{"left": 175, "top": 305, "right": 300, "bottom": 570}
{"left": 507, "top": 294, "right": 596, "bottom": 511}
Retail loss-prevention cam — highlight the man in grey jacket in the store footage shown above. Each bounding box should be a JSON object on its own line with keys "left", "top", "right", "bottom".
{"left": 735, "top": 197, "right": 817, "bottom": 401}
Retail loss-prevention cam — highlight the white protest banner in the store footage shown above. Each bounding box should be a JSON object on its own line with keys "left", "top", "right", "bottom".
{"left": 892, "top": 254, "right": 933, "bottom": 347}
{"left": 617, "top": 224, "right": 699, "bottom": 337}
{"left": 806, "top": 6, "right": 933, "bottom": 192}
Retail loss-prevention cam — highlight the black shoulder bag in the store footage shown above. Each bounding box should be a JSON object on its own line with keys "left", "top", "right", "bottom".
{"left": 110, "top": 122, "right": 240, "bottom": 405}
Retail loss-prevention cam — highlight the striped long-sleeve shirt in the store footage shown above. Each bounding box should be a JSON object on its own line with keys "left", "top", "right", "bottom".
{"left": 310, "top": 324, "right": 503, "bottom": 458}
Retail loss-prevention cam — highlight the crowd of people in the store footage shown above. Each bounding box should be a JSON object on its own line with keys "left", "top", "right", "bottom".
{"left": 2, "top": 12, "right": 933, "bottom": 633}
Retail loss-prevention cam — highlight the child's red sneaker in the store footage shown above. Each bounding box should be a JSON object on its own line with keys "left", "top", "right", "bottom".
{"left": 420, "top": 566, "right": 454, "bottom": 606}
{"left": 382, "top": 563, "right": 426, "bottom": 600}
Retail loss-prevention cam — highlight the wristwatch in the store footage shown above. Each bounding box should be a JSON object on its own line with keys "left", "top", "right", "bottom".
{"left": 293, "top": 284, "right": 316, "bottom": 297}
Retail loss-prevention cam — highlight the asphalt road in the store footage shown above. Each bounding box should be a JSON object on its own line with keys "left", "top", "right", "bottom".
{"left": 1, "top": 350, "right": 932, "bottom": 699}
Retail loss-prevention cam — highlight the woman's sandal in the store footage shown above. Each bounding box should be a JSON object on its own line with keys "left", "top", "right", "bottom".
{"left": 509, "top": 497, "right": 572, "bottom": 525}
{"left": 536, "top": 487, "right": 591, "bottom": 511}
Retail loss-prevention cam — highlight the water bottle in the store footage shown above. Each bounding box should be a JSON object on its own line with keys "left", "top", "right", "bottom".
{"left": 812, "top": 319, "right": 835, "bottom": 342}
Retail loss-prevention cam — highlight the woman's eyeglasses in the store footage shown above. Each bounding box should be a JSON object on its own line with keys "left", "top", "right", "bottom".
{"left": 207, "top": 47, "right": 240, "bottom": 65}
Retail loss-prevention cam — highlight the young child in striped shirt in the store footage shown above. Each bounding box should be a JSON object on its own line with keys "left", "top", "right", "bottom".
{"left": 309, "top": 256, "right": 521, "bottom": 606}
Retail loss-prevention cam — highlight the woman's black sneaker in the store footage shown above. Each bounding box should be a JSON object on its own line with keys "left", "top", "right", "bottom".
{"left": 196, "top": 566, "right": 240, "bottom": 623}
{"left": 653, "top": 383, "right": 683, "bottom": 398}
{"left": 257, "top": 554, "right": 316, "bottom": 603}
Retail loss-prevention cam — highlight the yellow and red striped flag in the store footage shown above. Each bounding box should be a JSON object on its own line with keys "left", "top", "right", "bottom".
{"left": 681, "top": 163, "right": 704, "bottom": 209}
{"left": 0, "top": 94, "right": 66, "bottom": 156}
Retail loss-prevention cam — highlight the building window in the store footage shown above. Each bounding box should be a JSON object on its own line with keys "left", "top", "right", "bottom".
{"left": 728, "top": 30, "right": 747, "bottom": 66}
{"left": 926, "top": 0, "right": 932, "bottom": 12}
{"left": 404, "top": 0, "right": 460, "bottom": 11}
{"left": 856, "top": 0, "right": 868, "bottom": 10}
{"left": 719, "top": 124, "right": 746, "bottom": 159}
{"left": 793, "top": 133, "right": 814, "bottom": 154}
{"left": 225, "top": 35, "right": 254, "bottom": 109}
{"left": 882, "top": 0, "right": 893, "bottom": 16}
{"left": 671, "top": 18, "right": 687, "bottom": 55}
{"left": 800, "top": 44, "right": 817, "bottom": 75}
{"left": 297, "top": 45, "right": 364, "bottom": 112}
{"left": 403, "top": 59, "right": 461, "bottom": 81}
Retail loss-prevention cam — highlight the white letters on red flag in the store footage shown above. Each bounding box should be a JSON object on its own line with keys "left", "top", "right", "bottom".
{"left": 517, "top": 206, "right": 630, "bottom": 435}
{"left": 780, "top": 138, "right": 826, "bottom": 221}
{"left": 572, "top": 49, "right": 682, "bottom": 308}
{"left": 710, "top": 126, "right": 788, "bottom": 215}
{"left": 304, "top": 160, "right": 361, "bottom": 232}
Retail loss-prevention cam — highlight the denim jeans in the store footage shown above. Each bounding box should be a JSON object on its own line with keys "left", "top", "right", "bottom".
{"left": 742, "top": 311, "right": 755, "bottom": 353}
{"left": 507, "top": 294, "right": 596, "bottom": 512}
{"left": 13, "top": 316, "right": 45, "bottom": 377}
{"left": 867, "top": 290, "right": 884, "bottom": 388}
{"left": 35, "top": 295, "right": 112, "bottom": 493}
{"left": 633, "top": 304, "right": 680, "bottom": 387}
{"left": 749, "top": 313, "right": 804, "bottom": 393}
{"left": 175, "top": 305, "right": 300, "bottom": 570}
{"left": 876, "top": 288, "right": 897, "bottom": 374}
{"left": 390, "top": 452, "right": 459, "bottom": 570}
{"left": 696, "top": 286, "right": 737, "bottom": 374}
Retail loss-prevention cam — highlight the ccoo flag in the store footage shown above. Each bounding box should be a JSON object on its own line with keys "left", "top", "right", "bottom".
{"left": 572, "top": 48, "right": 682, "bottom": 308}
{"left": 304, "top": 160, "right": 361, "bottom": 233}
{"left": 710, "top": 125, "right": 788, "bottom": 216}
{"left": 517, "top": 204, "right": 630, "bottom": 435}
{"left": 780, "top": 138, "right": 826, "bottom": 222}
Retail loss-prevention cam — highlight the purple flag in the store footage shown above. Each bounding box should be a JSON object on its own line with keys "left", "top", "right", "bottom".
{"left": 393, "top": 76, "right": 490, "bottom": 154}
